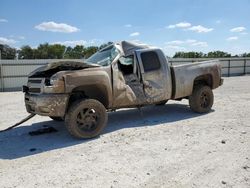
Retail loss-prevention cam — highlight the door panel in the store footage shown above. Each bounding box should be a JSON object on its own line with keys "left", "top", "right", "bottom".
{"left": 112, "top": 56, "right": 146, "bottom": 108}
{"left": 135, "top": 49, "right": 168, "bottom": 104}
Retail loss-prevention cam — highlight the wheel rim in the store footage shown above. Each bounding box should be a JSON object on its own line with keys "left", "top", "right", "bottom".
{"left": 76, "top": 108, "right": 99, "bottom": 132}
{"left": 200, "top": 91, "right": 210, "bottom": 108}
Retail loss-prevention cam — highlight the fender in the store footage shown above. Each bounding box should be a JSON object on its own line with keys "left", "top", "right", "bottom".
{"left": 63, "top": 67, "right": 113, "bottom": 108}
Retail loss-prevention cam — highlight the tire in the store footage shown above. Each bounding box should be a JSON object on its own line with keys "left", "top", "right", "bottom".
{"left": 189, "top": 85, "right": 214, "bottom": 113}
{"left": 49, "top": 116, "right": 64, "bottom": 121}
{"left": 65, "top": 99, "right": 108, "bottom": 139}
{"left": 155, "top": 100, "right": 168, "bottom": 106}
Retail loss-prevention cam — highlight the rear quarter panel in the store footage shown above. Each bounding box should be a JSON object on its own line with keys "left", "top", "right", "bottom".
{"left": 172, "top": 60, "right": 221, "bottom": 99}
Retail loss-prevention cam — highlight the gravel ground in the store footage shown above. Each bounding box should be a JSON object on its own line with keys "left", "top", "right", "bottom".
{"left": 0, "top": 76, "right": 249, "bottom": 188}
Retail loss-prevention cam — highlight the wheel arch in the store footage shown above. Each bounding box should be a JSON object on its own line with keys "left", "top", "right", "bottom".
{"left": 68, "top": 84, "right": 110, "bottom": 109}
{"left": 193, "top": 74, "right": 213, "bottom": 89}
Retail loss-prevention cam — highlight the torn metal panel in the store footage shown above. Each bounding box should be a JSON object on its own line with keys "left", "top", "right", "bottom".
{"left": 118, "top": 41, "right": 150, "bottom": 56}
{"left": 29, "top": 60, "right": 99, "bottom": 78}
{"left": 123, "top": 74, "right": 146, "bottom": 104}
{"left": 112, "top": 62, "right": 138, "bottom": 107}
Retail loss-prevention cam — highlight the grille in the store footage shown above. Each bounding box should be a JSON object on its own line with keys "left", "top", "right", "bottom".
{"left": 27, "top": 78, "right": 44, "bottom": 93}
{"left": 28, "top": 79, "right": 42, "bottom": 84}
{"left": 29, "top": 88, "right": 41, "bottom": 93}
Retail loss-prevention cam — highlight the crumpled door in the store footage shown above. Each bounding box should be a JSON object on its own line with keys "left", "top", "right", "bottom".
{"left": 135, "top": 49, "right": 169, "bottom": 104}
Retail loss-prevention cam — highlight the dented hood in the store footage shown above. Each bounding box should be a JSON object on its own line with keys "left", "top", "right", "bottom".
{"left": 29, "top": 60, "right": 100, "bottom": 77}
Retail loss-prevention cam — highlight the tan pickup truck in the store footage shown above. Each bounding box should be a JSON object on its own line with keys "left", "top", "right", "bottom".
{"left": 23, "top": 41, "right": 223, "bottom": 139}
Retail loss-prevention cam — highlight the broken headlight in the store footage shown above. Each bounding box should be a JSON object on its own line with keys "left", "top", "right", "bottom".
{"left": 50, "top": 76, "right": 58, "bottom": 85}
{"left": 43, "top": 75, "right": 65, "bottom": 93}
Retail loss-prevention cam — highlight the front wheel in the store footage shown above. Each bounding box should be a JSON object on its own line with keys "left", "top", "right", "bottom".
{"left": 65, "top": 99, "right": 108, "bottom": 139}
{"left": 189, "top": 85, "right": 214, "bottom": 113}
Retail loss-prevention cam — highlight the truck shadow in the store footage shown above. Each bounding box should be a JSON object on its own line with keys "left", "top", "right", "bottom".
{"left": 0, "top": 103, "right": 209, "bottom": 160}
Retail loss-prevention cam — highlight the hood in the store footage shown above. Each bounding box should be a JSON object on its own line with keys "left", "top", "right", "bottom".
{"left": 29, "top": 60, "right": 100, "bottom": 78}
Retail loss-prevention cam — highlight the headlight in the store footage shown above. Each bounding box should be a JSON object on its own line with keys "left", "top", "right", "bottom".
{"left": 50, "top": 76, "right": 57, "bottom": 85}
{"left": 44, "top": 75, "right": 65, "bottom": 93}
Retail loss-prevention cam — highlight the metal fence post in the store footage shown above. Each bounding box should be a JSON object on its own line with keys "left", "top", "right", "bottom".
{"left": 228, "top": 60, "right": 230, "bottom": 77}
{"left": 0, "top": 50, "right": 4, "bottom": 92}
{"left": 243, "top": 58, "right": 246, "bottom": 75}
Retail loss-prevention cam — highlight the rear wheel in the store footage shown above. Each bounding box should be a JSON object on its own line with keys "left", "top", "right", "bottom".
{"left": 189, "top": 85, "right": 214, "bottom": 113}
{"left": 65, "top": 99, "right": 108, "bottom": 139}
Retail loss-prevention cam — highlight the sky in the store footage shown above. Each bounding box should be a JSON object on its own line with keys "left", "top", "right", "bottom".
{"left": 0, "top": 0, "right": 250, "bottom": 56}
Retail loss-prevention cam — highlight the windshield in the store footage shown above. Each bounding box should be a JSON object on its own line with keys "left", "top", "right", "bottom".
{"left": 86, "top": 45, "right": 119, "bottom": 66}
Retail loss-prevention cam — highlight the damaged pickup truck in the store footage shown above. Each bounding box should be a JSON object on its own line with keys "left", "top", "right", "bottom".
{"left": 23, "top": 41, "right": 223, "bottom": 139}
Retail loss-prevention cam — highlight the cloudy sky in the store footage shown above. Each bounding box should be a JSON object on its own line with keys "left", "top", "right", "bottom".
{"left": 0, "top": 0, "right": 249, "bottom": 56}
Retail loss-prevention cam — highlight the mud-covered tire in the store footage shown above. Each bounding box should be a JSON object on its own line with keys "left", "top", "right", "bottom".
{"left": 49, "top": 116, "right": 64, "bottom": 121}
{"left": 65, "top": 99, "right": 108, "bottom": 139}
{"left": 189, "top": 85, "right": 214, "bottom": 113}
{"left": 155, "top": 100, "right": 168, "bottom": 106}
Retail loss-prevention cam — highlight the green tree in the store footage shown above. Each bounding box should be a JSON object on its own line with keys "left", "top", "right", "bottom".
{"left": 0, "top": 44, "right": 16, "bottom": 59}
{"left": 207, "top": 51, "right": 231, "bottom": 58}
{"left": 34, "top": 43, "right": 49, "bottom": 59}
{"left": 63, "top": 46, "right": 73, "bottom": 59}
{"left": 241, "top": 53, "right": 250, "bottom": 57}
{"left": 48, "top": 44, "right": 66, "bottom": 59}
{"left": 18, "top": 45, "right": 34, "bottom": 59}
{"left": 173, "top": 51, "right": 204, "bottom": 58}
{"left": 98, "top": 42, "right": 113, "bottom": 50}
{"left": 65, "top": 45, "right": 85, "bottom": 59}
{"left": 84, "top": 46, "right": 98, "bottom": 58}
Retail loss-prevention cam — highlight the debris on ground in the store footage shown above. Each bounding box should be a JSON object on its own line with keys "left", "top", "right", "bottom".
{"left": 221, "top": 181, "right": 227, "bottom": 184}
{"left": 242, "top": 165, "right": 250, "bottom": 170}
{"left": 221, "top": 140, "right": 226, "bottom": 144}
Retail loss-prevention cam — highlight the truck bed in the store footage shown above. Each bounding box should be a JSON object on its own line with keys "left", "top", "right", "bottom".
{"left": 170, "top": 60, "right": 221, "bottom": 99}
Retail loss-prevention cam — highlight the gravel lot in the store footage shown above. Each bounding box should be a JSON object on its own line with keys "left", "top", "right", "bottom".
{"left": 0, "top": 76, "right": 249, "bottom": 188}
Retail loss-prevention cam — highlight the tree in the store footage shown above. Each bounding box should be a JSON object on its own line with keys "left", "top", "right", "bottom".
{"left": 84, "top": 46, "right": 98, "bottom": 58}
{"left": 35, "top": 43, "right": 50, "bottom": 59}
{"left": 18, "top": 45, "right": 34, "bottom": 59}
{"left": 173, "top": 51, "right": 204, "bottom": 58}
{"left": 241, "top": 53, "right": 250, "bottom": 57}
{"left": 173, "top": 51, "right": 233, "bottom": 58}
{"left": 98, "top": 42, "right": 113, "bottom": 50}
{"left": 48, "top": 44, "right": 66, "bottom": 59}
{"left": 63, "top": 46, "right": 73, "bottom": 59}
{"left": 207, "top": 51, "right": 231, "bottom": 58}
{"left": 65, "top": 45, "right": 85, "bottom": 59}
{"left": 0, "top": 44, "right": 16, "bottom": 59}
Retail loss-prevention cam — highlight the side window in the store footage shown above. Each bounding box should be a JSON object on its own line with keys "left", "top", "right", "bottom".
{"left": 118, "top": 56, "right": 134, "bottom": 75}
{"left": 140, "top": 51, "right": 161, "bottom": 72}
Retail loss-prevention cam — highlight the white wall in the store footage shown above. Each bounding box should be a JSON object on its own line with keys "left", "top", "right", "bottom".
{"left": 0, "top": 58, "right": 250, "bottom": 91}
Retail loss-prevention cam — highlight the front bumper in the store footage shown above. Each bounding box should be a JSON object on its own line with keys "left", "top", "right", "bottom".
{"left": 25, "top": 93, "right": 69, "bottom": 117}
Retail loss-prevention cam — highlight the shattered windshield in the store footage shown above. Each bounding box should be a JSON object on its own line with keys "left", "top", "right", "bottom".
{"left": 87, "top": 45, "right": 119, "bottom": 66}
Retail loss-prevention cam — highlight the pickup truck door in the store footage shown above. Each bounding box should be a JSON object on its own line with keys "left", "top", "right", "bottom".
{"left": 135, "top": 49, "right": 169, "bottom": 104}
